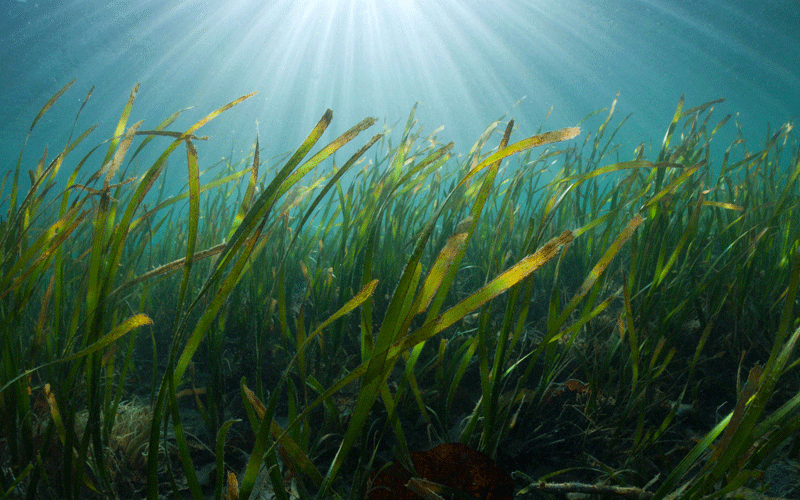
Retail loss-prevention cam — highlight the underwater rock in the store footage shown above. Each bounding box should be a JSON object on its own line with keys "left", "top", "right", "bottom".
{"left": 367, "top": 442, "right": 513, "bottom": 500}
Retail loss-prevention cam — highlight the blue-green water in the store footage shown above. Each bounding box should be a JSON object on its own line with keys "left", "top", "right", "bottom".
{"left": 1, "top": 0, "right": 798, "bottom": 192}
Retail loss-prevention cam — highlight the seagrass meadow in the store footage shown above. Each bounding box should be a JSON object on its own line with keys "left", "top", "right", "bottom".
{"left": 1, "top": 81, "right": 800, "bottom": 500}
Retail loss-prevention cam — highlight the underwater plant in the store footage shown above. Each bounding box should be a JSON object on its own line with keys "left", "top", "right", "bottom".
{"left": 1, "top": 83, "right": 799, "bottom": 500}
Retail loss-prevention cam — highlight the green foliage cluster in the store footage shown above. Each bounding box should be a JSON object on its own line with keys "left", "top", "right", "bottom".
{"left": 1, "top": 82, "right": 799, "bottom": 500}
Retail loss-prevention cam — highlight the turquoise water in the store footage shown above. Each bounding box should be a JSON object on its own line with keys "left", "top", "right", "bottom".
{"left": 1, "top": 0, "right": 797, "bottom": 191}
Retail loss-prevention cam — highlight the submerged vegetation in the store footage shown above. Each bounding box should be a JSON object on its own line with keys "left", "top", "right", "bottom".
{"left": 1, "top": 80, "right": 799, "bottom": 500}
